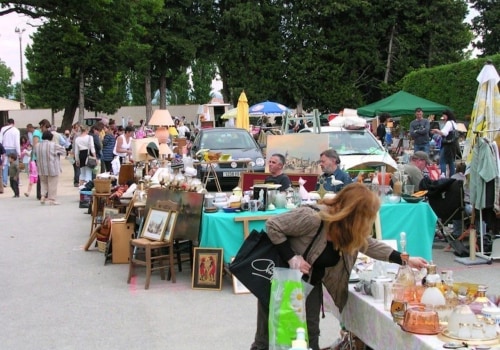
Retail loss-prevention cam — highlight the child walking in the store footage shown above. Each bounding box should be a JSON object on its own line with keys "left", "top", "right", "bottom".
{"left": 8, "top": 154, "right": 20, "bottom": 198}
{"left": 24, "top": 160, "right": 38, "bottom": 197}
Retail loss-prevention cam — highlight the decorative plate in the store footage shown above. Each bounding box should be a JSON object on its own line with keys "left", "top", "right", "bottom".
{"left": 223, "top": 207, "right": 240, "bottom": 213}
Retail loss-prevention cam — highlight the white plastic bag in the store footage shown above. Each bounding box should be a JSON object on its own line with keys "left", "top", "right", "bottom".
{"left": 111, "top": 156, "right": 121, "bottom": 175}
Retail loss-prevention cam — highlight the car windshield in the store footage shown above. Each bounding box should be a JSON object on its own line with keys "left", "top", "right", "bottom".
{"left": 199, "top": 130, "right": 256, "bottom": 150}
{"left": 325, "top": 130, "right": 386, "bottom": 155}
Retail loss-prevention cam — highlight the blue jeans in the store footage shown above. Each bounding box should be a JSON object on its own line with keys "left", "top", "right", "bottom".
{"left": 2, "top": 148, "right": 17, "bottom": 185}
{"left": 414, "top": 143, "right": 430, "bottom": 154}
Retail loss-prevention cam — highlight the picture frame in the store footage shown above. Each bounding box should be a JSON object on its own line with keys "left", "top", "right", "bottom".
{"left": 231, "top": 257, "right": 250, "bottom": 295}
{"left": 123, "top": 193, "right": 136, "bottom": 222}
{"left": 163, "top": 211, "right": 178, "bottom": 244}
{"left": 102, "top": 207, "right": 120, "bottom": 220}
{"left": 140, "top": 207, "right": 170, "bottom": 241}
{"left": 192, "top": 248, "right": 223, "bottom": 290}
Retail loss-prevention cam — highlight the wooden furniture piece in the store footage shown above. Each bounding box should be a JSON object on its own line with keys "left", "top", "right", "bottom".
{"left": 234, "top": 214, "right": 279, "bottom": 240}
{"left": 84, "top": 192, "right": 112, "bottom": 250}
{"left": 110, "top": 221, "right": 135, "bottom": 264}
{"left": 156, "top": 199, "right": 193, "bottom": 273}
{"left": 127, "top": 238, "right": 176, "bottom": 289}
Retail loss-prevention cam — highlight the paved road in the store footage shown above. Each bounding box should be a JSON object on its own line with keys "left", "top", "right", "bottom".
{"left": 0, "top": 160, "right": 498, "bottom": 350}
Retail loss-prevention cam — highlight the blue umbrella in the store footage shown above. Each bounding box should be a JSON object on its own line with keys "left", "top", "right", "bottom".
{"left": 249, "top": 100, "right": 290, "bottom": 115}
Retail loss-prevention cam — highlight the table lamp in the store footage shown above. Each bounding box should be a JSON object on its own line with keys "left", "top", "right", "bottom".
{"left": 149, "top": 109, "right": 174, "bottom": 144}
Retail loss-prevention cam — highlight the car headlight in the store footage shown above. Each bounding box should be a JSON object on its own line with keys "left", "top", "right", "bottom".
{"left": 255, "top": 158, "right": 265, "bottom": 167}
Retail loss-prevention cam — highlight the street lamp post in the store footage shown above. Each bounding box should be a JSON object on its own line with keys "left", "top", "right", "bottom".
{"left": 15, "top": 27, "right": 26, "bottom": 107}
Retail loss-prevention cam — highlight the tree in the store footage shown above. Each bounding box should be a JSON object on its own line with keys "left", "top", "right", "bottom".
{"left": 471, "top": 0, "right": 500, "bottom": 56}
{"left": 0, "top": 59, "right": 14, "bottom": 98}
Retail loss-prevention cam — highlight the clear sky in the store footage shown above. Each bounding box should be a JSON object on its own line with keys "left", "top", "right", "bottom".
{"left": 0, "top": 6, "right": 478, "bottom": 85}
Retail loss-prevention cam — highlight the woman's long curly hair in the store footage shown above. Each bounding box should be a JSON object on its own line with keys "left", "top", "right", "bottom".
{"left": 319, "top": 183, "right": 380, "bottom": 255}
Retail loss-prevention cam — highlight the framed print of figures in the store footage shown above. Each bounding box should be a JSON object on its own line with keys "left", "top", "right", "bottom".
{"left": 140, "top": 208, "right": 170, "bottom": 241}
{"left": 192, "top": 248, "right": 223, "bottom": 290}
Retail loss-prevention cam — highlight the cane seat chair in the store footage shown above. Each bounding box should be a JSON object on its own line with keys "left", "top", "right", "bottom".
{"left": 127, "top": 209, "right": 178, "bottom": 289}
{"left": 156, "top": 200, "right": 194, "bottom": 274}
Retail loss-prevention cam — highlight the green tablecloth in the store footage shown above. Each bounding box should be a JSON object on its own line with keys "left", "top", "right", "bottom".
{"left": 379, "top": 201, "right": 437, "bottom": 261}
{"left": 200, "top": 209, "right": 288, "bottom": 263}
{"left": 200, "top": 202, "right": 437, "bottom": 263}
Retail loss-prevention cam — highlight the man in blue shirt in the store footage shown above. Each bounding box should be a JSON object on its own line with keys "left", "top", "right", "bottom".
{"left": 315, "top": 149, "right": 352, "bottom": 193}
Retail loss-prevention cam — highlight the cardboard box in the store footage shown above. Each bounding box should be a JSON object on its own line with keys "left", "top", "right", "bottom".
{"left": 111, "top": 221, "right": 134, "bottom": 264}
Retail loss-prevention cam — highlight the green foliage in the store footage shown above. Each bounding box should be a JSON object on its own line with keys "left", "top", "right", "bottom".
{"left": 471, "top": 0, "right": 500, "bottom": 56}
{"left": 0, "top": 59, "right": 14, "bottom": 98}
{"left": 399, "top": 54, "right": 500, "bottom": 120}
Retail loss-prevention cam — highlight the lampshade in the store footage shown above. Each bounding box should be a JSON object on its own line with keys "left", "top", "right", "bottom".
{"left": 149, "top": 109, "right": 174, "bottom": 126}
{"left": 159, "top": 143, "right": 173, "bottom": 157}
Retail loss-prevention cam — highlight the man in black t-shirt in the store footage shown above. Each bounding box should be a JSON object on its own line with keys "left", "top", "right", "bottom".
{"left": 264, "top": 153, "right": 291, "bottom": 191}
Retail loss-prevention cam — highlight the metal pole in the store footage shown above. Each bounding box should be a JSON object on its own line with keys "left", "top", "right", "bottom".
{"left": 15, "top": 27, "right": 26, "bottom": 107}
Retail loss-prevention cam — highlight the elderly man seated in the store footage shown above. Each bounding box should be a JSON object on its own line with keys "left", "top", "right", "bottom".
{"left": 403, "top": 151, "right": 432, "bottom": 189}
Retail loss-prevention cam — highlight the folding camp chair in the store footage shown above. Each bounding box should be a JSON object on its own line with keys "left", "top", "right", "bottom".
{"left": 420, "top": 178, "right": 470, "bottom": 253}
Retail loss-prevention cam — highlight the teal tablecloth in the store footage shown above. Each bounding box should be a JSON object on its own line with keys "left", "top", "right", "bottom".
{"left": 200, "top": 209, "right": 288, "bottom": 263}
{"left": 379, "top": 201, "right": 437, "bottom": 261}
{"left": 200, "top": 202, "right": 437, "bottom": 264}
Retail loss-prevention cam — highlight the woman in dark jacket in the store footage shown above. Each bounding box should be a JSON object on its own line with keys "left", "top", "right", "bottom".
{"left": 101, "top": 125, "right": 116, "bottom": 173}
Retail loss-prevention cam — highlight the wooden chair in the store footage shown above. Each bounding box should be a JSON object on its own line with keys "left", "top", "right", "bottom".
{"left": 127, "top": 208, "right": 177, "bottom": 289}
{"left": 156, "top": 200, "right": 194, "bottom": 274}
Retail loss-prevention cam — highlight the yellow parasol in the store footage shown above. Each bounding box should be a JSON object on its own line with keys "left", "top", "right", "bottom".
{"left": 236, "top": 91, "right": 249, "bottom": 130}
{"left": 220, "top": 107, "right": 238, "bottom": 119}
{"left": 463, "top": 61, "right": 500, "bottom": 165}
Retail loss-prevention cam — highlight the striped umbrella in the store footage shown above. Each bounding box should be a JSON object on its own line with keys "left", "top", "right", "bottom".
{"left": 463, "top": 62, "right": 500, "bottom": 164}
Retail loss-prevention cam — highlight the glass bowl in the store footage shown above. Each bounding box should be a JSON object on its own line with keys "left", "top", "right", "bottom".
{"left": 401, "top": 306, "right": 441, "bottom": 334}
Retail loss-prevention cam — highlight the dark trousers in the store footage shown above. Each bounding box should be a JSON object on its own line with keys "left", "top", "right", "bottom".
{"left": 10, "top": 176, "right": 19, "bottom": 197}
{"left": 250, "top": 283, "right": 322, "bottom": 350}
{"left": 73, "top": 162, "right": 80, "bottom": 185}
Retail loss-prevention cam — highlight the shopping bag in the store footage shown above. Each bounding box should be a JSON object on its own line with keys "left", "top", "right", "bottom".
{"left": 228, "top": 229, "right": 288, "bottom": 306}
{"left": 269, "top": 268, "right": 308, "bottom": 350}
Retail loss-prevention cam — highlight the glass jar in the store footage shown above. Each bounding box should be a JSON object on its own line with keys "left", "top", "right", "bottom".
{"left": 469, "top": 285, "right": 497, "bottom": 315}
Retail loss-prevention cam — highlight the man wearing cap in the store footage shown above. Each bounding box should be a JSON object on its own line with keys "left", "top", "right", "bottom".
{"left": 403, "top": 151, "right": 431, "bottom": 188}
{"left": 409, "top": 108, "right": 430, "bottom": 153}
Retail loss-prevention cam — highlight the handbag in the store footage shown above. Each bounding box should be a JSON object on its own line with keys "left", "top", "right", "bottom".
{"left": 86, "top": 155, "right": 97, "bottom": 168}
{"left": 229, "top": 230, "right": 287, "bottom": 306}
{"left": 86, "top": 136, "right": 97, "bottom": 168}
{"left": 229, "top": 221, "right": 323, "bottom": 306}
{"left": 441, "top": 124, "right": 458, "bottom": 144}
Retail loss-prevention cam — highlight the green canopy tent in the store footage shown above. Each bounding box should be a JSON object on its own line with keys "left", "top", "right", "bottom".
{"left": 357, "top": 91, "right": 451, "bottom": 117}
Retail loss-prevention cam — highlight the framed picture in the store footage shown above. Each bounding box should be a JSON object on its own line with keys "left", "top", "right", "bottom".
{"left": 192, "top": 248, "right": 223, "bottom": 290}
{"left": 163, "top": 211, "right": 178, "bottom": 243}
{"left": 123, "top": 193, "right": 137, "bottom": 222}
{"left": 102, "top": 207, "right": 120, "bottom": 220}
{"left": 145, "top": 189, "right": 204, "bottom": 242}
{"left": 140, "top": 208, "right": 170, "bottom": 241}
{"left": 231, "top": 257, "right": 250, "bottom": 295}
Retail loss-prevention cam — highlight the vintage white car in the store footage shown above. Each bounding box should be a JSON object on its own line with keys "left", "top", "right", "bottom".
{"left": 299, "top": 116, "right": 398, "bottom": 172}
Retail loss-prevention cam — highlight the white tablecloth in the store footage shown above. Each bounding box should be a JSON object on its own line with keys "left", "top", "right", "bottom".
{"left": 341, "top": 286, "right": 445, "bottom": 350}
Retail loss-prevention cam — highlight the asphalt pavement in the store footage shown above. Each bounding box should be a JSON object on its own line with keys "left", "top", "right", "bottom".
{"left": 0, "top": 160, "right": 498, "bottom": 350}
